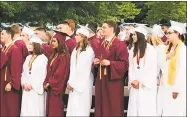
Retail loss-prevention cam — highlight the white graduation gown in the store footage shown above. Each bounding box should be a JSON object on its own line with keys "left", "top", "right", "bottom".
{"left": 155, "top": 44, "right": 168, "bottom": 116}
{"left": 66, "top": 46, "right": 95, "bottom": 116}
{"left": 162, "top": 43, "right": 186, "bottom": 116}
{"left": 20, "top": 54, "right": 48, "bottom": 116}
{"left": 127, "top": 43, "right": 157, "bottom": 116}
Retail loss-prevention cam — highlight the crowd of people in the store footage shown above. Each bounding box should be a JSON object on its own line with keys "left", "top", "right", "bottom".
{"left": 0, "top": 19, "right": 186, "bottom": 117}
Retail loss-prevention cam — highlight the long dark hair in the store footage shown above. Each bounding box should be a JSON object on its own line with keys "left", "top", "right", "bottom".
{"left": 133, "top": 32, "right": 147, "bottom": 58}
{"left": 127, "top": 33, "right": 134, "bottom": 50}
{"left": 76, "top": 33, "right": 89, "bottom": 52}
{"left": 49, "top": 38, "right": 69, "bottom": 62}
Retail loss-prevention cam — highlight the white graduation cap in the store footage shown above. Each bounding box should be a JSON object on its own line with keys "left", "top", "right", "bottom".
{"left": 118, "top": 31, "right": 126, "bottom": 41}
{"left": 76, "top": 27, "right": 90, "bottom": 38}
{"left": 131, "top": 26, "right": 149, "bottom": 39}
{"left": 77, "top": 24, "right": 94, "bottom": 35}
{"left": 152, "top": 24, "right": 165, "bottom": 38}
{"left": 22, "top": 26, "right": 34, "bottom": 38}
{"left": 30, "top": 35, "right": 43, "bottom": 45}
{"left": 170, "top": 20, "right": 186, "bottom": 34}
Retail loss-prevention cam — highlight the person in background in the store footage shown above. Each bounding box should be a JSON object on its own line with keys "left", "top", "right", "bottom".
{"left": 20, "top": 35, "right": 48, "bottom": 116}
{"left": 57, "top": 19, "right": 76, "bottom": 55}
{"left": 34, "top": 27, "right": 53, "bottom": 58}
{"left": 148, "top": 24, "right": 167, "bottom": 116}
{"left": 21, "top": 26, "right": 34, "bottom": 50}
{"left": 34, "top": 27, "right": 47, "bottom": 42}
{"left": 43, "top": 32, "right": 70, "bottom": 117}
{"left": 11, "top": 24, "right": 29, "bottom": 63}
{"left": 160, "top": 19, "right": 171, "bottom": 45}
{"left": 86, "top": 22, "right": 102, "bottom": 53}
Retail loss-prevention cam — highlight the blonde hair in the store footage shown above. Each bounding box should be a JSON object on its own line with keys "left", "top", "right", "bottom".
{"left": 150, "top": 34, "right": 164, "bottom": 46}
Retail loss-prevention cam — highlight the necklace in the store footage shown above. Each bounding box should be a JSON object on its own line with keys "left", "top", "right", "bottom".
{"left": 137, "top": 52, "right": 140, "bottom": 69}
{"left": 28, "top": 55, "right": 38, "bottom": 74}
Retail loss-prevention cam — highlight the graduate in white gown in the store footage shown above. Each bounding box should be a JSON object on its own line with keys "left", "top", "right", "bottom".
{"left": 149, "top": 24, "right": 167, "bottom": 116}
{"left": 66, "top": 27, "right": 95, "bottom": 116}
{"left": 20, "top": 36, "right": 48, "bottom": 116}
{"left": 127, "top": 26, "right": 157, "bottom": 116}
{"left": 162, "top": 22, "right": 186, "bottom": 116}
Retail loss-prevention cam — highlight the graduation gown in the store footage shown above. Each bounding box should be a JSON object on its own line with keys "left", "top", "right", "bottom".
{"left": 162, "top": 43, "right": 186, "bottom": 116}
{"left": 94, "top": 37, "right": 129, "bottom": 117}
{"left": 66, "top": 46, "right": 95, "bottom": 116}
{"left": 14, "top": 39, "right": 29, "bottom": 64}
{"left": 20, "top": 54, "right": 48, "bottom": 116}
{"left": 127, "top": 43, "right": 157, "bottom": 116}
{"left": 90, "top": 35, "right": 102, "bottom": 53}
{"left": 44, "top": 54, "right": 70, "bottom": 117}
{"left": 42, "top": 43, "right": 53, "bottom": 58}
{"left": 155, "top": 44, "right": 167, "bottom": 116}
{"left": 0, "top": 49, "right": 8, "bottom": 69}
{"left": 65, "top": 37, "right": 76, "bottom": 55}
{"left": 0, "top": 44, "right": 22, "bottom": 116}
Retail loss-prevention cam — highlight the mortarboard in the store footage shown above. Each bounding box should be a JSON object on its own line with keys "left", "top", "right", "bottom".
{"left": 53, "top": 30, "right": 69, "bottom": 41}
{"left": 170, "top": 20, "right": 186, "bottom": 34}
{"left": 152, "top": 24, "right": 165, "bottom": 38}
{"left": 30, "top": 35, "right": 43, "bottom": 45}
{"left": 22, "top": 26, "right": 34, "bottom": 38}
{"left": 76, "top": 27, "right": 90, "bottom": 38}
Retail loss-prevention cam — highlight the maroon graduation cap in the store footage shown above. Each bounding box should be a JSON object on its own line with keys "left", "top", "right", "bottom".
{"left": 53, "top": 30, "right": 70, "bottom": 41}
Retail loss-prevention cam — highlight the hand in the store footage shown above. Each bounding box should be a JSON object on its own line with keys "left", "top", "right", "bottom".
{"left": 67, "top": 83, "right": 73, "bottom": 92}
{"left": 24, "top": 83, "right": 31, "bottom": 91}
{"left": 5, "top": 83, "right": 12, "bottom": 92}
{"left": 44, "top": 83, "right": 50, "bottom": 89}
{"left": 166, "top": 51, "right": 175, "bottom": 60}
{"left": 27, "top": 84, "right": 32, "bottom": 90}
{"left": 101, "top": 59, "right": 110, "bottom": 66}
{"left": 94, "top": 58, "right": 100, "bottom": 65}
{"left": 131, "top": 80, "right": 139, "bottom": 89}
{"left": 172, "top": 92, "right": 178, "bottom": 99}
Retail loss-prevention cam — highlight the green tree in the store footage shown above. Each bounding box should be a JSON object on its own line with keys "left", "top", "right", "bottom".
{"left": 0, "top": 2, "right": 141, "bottom": 25}
{"left": 145, "top": 2, "right": 186, "bottom": 24}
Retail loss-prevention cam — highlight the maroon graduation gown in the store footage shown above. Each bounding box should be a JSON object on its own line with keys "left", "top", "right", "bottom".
{"left": 94, "top": 37, "right": 129, "bottom": 117}
{"left": 0, "top": 44, "right": 22, "bottom": 116}
{"left": 44, "top": 54, "right": 70, "bottom": 117}
{"left": 65, "top": 37, "right": 76, "bottom": 55}
{"left": 90, "top": 35, "right": 102, "bottom": 53}
{"left": 14, "top": 39, "right": 29, "bottom": 64}
{"left": 42, "top": 43, "right": 53, "bottom": 58}
{"left": 0, "top": 49, "right": 8, "bottom": 69}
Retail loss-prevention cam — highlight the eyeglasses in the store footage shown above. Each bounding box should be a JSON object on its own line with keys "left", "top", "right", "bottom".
{"left": 166, "top": 32, "right": 175, "bottom": 35}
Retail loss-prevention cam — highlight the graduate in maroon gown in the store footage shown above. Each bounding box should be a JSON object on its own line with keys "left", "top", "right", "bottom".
{"left": 87, "top": 22, "right": 102, "bottom": 53}
{"left": 11, "top": 24, "right": 29, "bottom": 63}
{"left": 0, "top": 27, "right": 22, "bottom": 116}
{"left": 34, "top": 27, "right": 53, "bottom": 58}
{"left": 93, "top": 20, "right": 129, "bottom": 116}
{"left": 0, "top": 48, "right": 8, "bottom": 69}
{"left": 43, "top": 32, "right": 70, "bottom": 117}
{"left": 57, "top": 19, "right": 76, "bottom": 55}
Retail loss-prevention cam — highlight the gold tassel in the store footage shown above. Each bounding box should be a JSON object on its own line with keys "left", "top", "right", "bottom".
{"left": 104, "top": 67, "right": 107, "bottom": 75}
{"left": 5, "top": 67, "right": 7, "bottom": 81}
{"left": 99, "top": 63, "right": 102, "bottom": 80}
